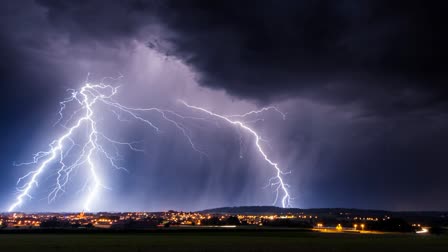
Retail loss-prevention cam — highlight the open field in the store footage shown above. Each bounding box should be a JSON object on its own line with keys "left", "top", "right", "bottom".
{"left": 0, "top": 230, "right": 447, "bottom": 252}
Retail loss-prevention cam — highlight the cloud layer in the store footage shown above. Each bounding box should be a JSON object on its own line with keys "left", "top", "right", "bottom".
{"left": 0, "top": 0, "right": 447, "bottom": 211}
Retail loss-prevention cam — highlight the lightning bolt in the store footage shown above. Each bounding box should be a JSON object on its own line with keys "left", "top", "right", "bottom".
{"left": 8, "top": 80, "right": 292, "bottom": 212}
{"left": 179, "top": 101, "right": 292, "bottom": 208}
{"left": 8, "top": 81, "right": 203, "bottom": 212}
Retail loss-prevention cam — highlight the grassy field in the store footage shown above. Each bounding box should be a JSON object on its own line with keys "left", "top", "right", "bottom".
{"left": 0, "top": 230, "right": 447, "bottom": 252}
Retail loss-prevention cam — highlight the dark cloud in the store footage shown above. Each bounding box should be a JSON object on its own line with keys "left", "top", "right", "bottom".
{"left": 36, "top": 0, "right": 154, "bottom": 43}
{"left": 33, "top": 0, "right": 448, "bottom": 116}
{"left": 153, "top": 0, "right": 448, "bottom": 115}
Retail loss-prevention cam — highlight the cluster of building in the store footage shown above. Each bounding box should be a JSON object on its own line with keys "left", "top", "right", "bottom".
{"left": 0, "top": 210, "right": 413, "bottom": 231}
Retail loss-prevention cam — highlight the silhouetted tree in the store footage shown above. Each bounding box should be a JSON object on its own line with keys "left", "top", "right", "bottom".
{"left": 201, "top": 217, "right": 221, "bottom": 225}
{"left": 40, "top": 217, "right": 70, "bottom": 228}
{"left": 225, "top": 216, "right": 241, "bottom": 225}
{"left": 430, "top": 226, "right": 446, "bottom": 235}
{"left": 367, "top": 218, "right": 413, "bottom": 232}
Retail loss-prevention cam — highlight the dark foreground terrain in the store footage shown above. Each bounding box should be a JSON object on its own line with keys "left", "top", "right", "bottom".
{"left": 0, "top": 230, "right": 447, "bottom": 252}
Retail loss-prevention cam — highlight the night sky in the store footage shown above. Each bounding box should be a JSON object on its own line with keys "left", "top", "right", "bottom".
{"left": 0, "top": 0, "right": 447, "bottom": 212}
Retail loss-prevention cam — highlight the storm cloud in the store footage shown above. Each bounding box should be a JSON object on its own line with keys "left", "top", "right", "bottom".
{"left": 36, "top": 0, "right": 448, "bottom": 115}
{"left": 0, "top": 0, "right": 447, "bottom": 211}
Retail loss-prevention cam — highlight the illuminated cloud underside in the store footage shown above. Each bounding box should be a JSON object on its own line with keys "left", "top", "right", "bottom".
{"left": 9, "top": 80, "right": 291, "bottom": 212}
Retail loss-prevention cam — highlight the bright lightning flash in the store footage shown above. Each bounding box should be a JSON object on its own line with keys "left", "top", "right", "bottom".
{"left": 8, "top": 81, "right": 201, "bottom": 212}
{"left": 179, "top": 101, "right": 292, "bottom": 208}
{"left": 8, "top": 80, "right": 292, "bottom": 212}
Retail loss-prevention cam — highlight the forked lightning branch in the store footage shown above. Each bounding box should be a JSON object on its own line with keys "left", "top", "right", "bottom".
{"left": 8, "top": 80, "right": 291, "bottom": 212}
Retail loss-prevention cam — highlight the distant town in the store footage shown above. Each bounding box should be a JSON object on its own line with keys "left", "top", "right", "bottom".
{"left": 1, "top": 207, "right": 447, "bottom": 234}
